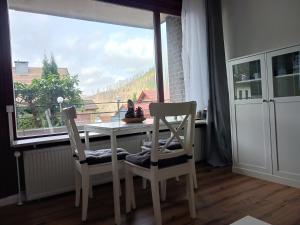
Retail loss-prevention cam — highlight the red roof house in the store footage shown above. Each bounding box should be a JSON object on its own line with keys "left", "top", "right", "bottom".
{"left": 136, "top": 90, "right": 157, "bottom": 118}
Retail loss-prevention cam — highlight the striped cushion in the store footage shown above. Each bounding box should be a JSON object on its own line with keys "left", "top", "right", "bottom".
{"left": 125, "top": 149, "right": 188, "bottom": 168}
{"left": 74, "top": 148, "right": 129, "bottom": 165}
{"left": 143, "top": 139, "right": 182, "bottom": 150}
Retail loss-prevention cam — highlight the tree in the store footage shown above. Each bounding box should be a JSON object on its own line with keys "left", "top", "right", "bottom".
{"left": 14, "top": 82, "right": 41, "bottom": 128}
{"left": 132, "top": 92, "right": 137, "bottom": 102}
{"left": 32, "top": 74, "right": 82, "bottom": 125}
{"left": 15, "top": 55, "right": 82, "bottom": 130}
{"left": 42, "top": 54, "right": 58, "bottom": 79}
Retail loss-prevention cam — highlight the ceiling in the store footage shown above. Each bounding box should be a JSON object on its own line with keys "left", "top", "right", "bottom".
{"left": 8, "top": 0, "right": 170, "bottom": 29}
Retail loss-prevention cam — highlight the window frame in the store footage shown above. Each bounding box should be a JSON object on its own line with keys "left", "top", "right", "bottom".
{"left": 5, "top": 1, "right": 181, "bottom": 141}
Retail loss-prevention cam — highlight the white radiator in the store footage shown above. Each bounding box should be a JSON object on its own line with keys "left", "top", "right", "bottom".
{"left": 23, "top": 146, "right": 74, "bottom": 200}
{"left": 23, "top": 130, "right": 203, "bottom": 201}
{"left": 23, "top": 135, "right": 144, "bottom": 201}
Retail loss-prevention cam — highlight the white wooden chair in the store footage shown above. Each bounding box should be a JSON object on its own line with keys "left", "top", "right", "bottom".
{"left": 141, "top": 133, "right": 198, "bottom": 201}
{"left": 141, "top": 131, "right": 198, "bottom": 192}
{"left": 62, "top": 106, "right": 128, "bottom": 222}
{"left": 125, "top": 102, "right": 197, "bottom": 225}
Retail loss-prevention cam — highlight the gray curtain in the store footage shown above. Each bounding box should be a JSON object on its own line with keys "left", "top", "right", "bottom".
{"left": 205, "top": 0, "right": 232, "bottom": 166}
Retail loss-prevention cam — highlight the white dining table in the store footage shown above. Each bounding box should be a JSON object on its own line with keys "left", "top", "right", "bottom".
{"left": 84, "top": 118, "right": 206, "bottom": 224}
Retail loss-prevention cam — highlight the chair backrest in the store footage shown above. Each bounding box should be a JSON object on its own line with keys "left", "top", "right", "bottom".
{"left": 149, "top": 101, "right": 196, "bottom": 166}
{"left": 62, "top": 106, "right": 86, "bottom": 161}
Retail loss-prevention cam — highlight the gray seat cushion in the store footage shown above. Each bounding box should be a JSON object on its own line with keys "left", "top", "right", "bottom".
{"left": 143, "top": 139, "right": 182, "bottom": 150}
{"left": 125, "top": 149, "right": 188, "bottom": 169}
{"left": 74, "top": 148, "right": 129, "bottom": 165}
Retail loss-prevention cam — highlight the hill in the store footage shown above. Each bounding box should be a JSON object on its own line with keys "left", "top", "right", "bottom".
{"left": 87, "top": 68, "right": 156, "bottom": 114}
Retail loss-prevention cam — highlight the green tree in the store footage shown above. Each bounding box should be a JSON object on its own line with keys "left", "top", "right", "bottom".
{"left": 42, "top": 54, "right": 58, "bottom": 78}
{"left": 132, "top": 92, "right": 137, "bottom": 102}
{"left": 32, "top": 74, "right": 82, "bottom": 125}
{"left": 15, "top": 55, "right": 82, "bottom": 130}
{"left": 14, "top": 82, "right": 41, "bottom": 128}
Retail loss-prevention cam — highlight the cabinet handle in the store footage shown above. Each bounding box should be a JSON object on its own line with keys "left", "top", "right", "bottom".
{"left": 269, "top": 99, "right": 275, "bottom": 102}
{"left": 262, "top": 99, "right": 268, "bottom": 102}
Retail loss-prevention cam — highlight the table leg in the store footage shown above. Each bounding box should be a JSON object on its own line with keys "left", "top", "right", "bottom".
{"left": 85, "top": 130, "right": 90, "bottom": 149}
{"left": 111, "top": 133, "right": 121, "bottom": 225}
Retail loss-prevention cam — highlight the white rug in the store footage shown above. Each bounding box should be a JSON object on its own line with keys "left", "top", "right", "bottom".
{"left": 230, "top": 216, "right": 271, "bottom": 225}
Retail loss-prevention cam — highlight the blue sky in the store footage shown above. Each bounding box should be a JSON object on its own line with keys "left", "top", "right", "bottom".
{"left": 9, "top": 10, "right": 163, "bottom": 96}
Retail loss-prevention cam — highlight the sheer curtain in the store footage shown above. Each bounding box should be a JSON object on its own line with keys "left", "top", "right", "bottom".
{"left": 182, "top": 0, "right": 232, "bottom": 166}
{"left": 181, "top": 0, "right": 209, "bottom": 111}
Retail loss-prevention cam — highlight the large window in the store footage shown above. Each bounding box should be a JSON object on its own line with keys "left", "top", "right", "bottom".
{"left": 8, "top": 1, "right": 184, "bottom": 138}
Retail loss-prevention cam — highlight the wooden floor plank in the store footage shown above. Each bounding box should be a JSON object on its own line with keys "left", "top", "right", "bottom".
{"left": 1, "top": 164, "right": 300, "bottom": 225}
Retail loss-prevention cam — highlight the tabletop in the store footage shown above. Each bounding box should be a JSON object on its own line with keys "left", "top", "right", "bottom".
{"left": 84, "top": 118, "right": 206, "bottom": 136}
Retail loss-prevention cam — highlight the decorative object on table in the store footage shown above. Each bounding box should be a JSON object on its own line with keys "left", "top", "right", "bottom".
{"left": 135, "top": 106, "right": 144, "bottom": 118}
{"left": 125, "top": 99, "right": 135, "bottom": 118}
{"left": 123, "top": 99, "right": 145, "bottom": 123}
{"left": 122, "top": 117, "right": 146, "bottom": 123}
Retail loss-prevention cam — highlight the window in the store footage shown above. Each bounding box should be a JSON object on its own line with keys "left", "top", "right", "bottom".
{"left": 9, "top": 1, "right": 159, "bottom": 138}
{"left": 8, "top": 1, "right": 184, "bottom": 139}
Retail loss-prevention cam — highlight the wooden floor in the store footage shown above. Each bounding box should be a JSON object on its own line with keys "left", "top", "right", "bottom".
{"left": 1, "top": 164, "right": 300, "bottom": 225}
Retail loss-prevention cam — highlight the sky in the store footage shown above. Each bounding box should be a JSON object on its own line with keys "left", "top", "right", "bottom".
{"left": 9, "top": 10, "right": 166, "bottom": 96}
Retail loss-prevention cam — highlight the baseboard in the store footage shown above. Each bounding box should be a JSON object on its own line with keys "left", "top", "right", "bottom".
{"left": 233, "top": 167, "right": 300, "bottom": 188}
{"left": 0, "top": 194, "right": 18, "bottom": 207}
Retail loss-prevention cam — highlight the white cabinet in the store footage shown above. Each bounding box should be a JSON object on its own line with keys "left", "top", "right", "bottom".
{"left": 228, "top": 54, "right": 272, "bottom": 174}
{"left": 227, "top": 45, "right": 300, "bottom": 188}
{"left": 267, "top": 46, "right": 300, "bottom": 182}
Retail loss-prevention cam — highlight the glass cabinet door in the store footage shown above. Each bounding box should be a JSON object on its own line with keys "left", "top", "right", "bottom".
{"left": 271, "top": 50, "right": 300, "bottom": 98}
{"left": 232, "top": 60, "right": 262, "bottom": 100}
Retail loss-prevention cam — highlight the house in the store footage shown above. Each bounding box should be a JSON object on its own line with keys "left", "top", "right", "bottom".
{"left": 135, "top": 90, "right": 157, "bottom": 117}
{"left": 1, "top": 1, "right": 300, "bottom": 225}
{"left": 135, "top": 90, "right": 170, "bottom": 117}
{"left": 12, "top": 61, "right": 69, "bottom": 84}
{"left": 76, "top": 100, "right": 99, "bottom": 125}
{"left": 112, "top": 90, "right": 162, "bottom": 120}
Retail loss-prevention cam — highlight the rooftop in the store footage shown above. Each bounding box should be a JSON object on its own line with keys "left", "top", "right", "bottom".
{"left": 12, "top": 67, "right": 69, "bottom": 85}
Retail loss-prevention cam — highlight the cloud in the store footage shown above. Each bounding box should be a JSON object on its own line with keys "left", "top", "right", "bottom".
{"left": 78, "top": 67, "right": 118, "bottom": 96}
{"left": 104, "top": 37, "right": 154, "bottom": 60}
{"left": 9, "top": 10, "right": 156, "bottom": 96}
{"left": 102, "top": 37, "right": 155, "bottom": 77}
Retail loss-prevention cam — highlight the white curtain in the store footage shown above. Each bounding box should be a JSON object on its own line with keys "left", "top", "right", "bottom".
{"left": 182, "top": 0, "right": 209, "bottom": 111}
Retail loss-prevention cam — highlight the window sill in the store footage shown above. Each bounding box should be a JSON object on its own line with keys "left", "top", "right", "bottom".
{"left": 11, "top": 119, "right": 207, "bottom": 149}
{"left": 12, "top": 132, "right": 107, "bottom": 149}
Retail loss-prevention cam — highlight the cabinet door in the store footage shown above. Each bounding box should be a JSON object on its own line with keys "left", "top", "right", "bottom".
{"left": 267, "top": 45, "right": 300, "bottom": 180}
{"left": 228, "top": 54, "right": 272, "bottom": 173}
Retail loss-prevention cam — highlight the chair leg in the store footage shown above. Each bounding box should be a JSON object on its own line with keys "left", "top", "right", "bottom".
{"left": 129, "top": 169, "right": 136, "bottom": 209}
{"left": 142, "top": 178, "right": 147, "bottom": 189}
{"left": 192, "top": 160, "right": 198, "bottom": 189}
{"left": 151, "top": 180, "right": 162, "bottom": 225}
{"left": 81, "top": 173, "right": 90, "bottom": 221}
{"left": 89, "top": 179, "right": 93, "bottom": 199}
{"left": 186, "top": 173, "right": 196, "bottom": 218}
{"left": 193, "top": 169, "right": 198, "bottom": 189}
{"left": 119, "top": 180, "right": 122, "bottom": 197}
{"left": 125, "top": 166, "right": 131, "bottom": 213}
{"left": 160, "top": 180, "right": 166, "bottom": 201}
{"left": 75, "top": 171, "right": 81, "bottom": 207}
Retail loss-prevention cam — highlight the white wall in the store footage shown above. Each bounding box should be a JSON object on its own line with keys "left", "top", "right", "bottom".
{"left": 222, "top": 0, "right": 300, "bottom": 60}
